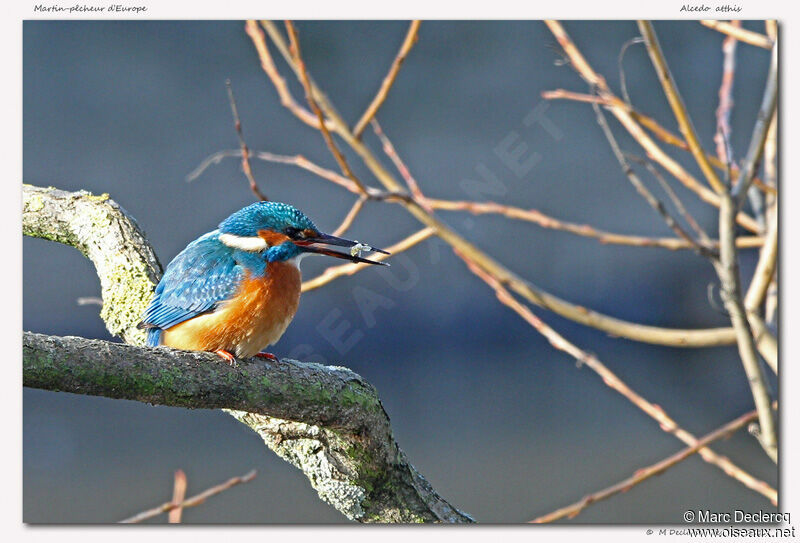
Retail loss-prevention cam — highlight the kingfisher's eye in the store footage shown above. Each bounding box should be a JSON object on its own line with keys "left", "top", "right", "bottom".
{"left": 285, "top": 227, "right": 302, "bottom": 239}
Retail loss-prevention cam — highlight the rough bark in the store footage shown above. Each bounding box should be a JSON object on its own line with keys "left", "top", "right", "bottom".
{"left": 23, "top": 184, "right": 162, "bottom": 344}
{"left": 22, "top": 184, "right": 473, "bottom": 523}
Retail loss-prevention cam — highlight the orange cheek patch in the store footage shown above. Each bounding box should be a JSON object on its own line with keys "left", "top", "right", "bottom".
{"left": 258, "top": 229, "right": 291, "bottom": 247}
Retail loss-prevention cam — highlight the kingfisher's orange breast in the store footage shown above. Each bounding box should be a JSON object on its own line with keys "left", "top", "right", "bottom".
{"left": 161, "top": 260, "right": 302, "bottom": 358}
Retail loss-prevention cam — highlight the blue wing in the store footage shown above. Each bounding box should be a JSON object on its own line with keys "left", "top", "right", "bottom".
{"left": 140, "top": 231, "right": 245, "bottom": 346}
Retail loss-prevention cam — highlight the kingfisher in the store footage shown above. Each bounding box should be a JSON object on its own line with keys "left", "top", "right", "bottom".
{"left": 138, "top": 201, "right": 388, "bottom": 363}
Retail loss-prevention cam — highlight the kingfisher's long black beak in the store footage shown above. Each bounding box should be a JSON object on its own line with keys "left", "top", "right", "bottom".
{"left": 298, "top": 232, "right": 390, "bottom": 266}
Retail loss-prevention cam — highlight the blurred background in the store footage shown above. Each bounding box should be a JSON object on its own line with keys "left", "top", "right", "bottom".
{"left": 23, "top": 20, "right": 778, "bottom": 523}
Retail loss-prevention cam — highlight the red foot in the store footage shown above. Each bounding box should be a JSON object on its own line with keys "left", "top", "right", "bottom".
{"left": 214, "top": 349, "right": 237, "bottom": 366}
{"left": 255, "top": 352, "right": 278, "bottom": 362}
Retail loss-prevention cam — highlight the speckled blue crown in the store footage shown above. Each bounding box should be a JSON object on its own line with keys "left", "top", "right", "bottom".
{"left": 218, "top": 201, "right": 318, "bottom": 236}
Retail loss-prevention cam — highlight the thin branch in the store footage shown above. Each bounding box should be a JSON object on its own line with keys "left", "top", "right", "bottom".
{"left": 188, "top": 149, "right": 358, "bottom": 193}
{"left": 762, "top": 109, "right": 778, "bottom": 325}
{"left": 189, "top": 148, "right": 417, "bottom": 209}
{"left": 244, "top": 20, "right": 332, "bottom": 131}
{"left": 748, "top": 312, "right": 777, "bottom": 376}
{"left": 745, "top": 209, "right": 778, "bottom": 313}
{"left": 591, "top": 101, "right": 716, "bottom": 259}
{"left": 302, "top": 227, "right": 435, "bottom": 292}
{"left": 189, "top": 149, "right": 762, "bottom": 253}
{"left": 121, "top": 470, "right": 256, "bottom": 524}
{"left": 638, "top": 21, "right": 725, "bottom": 194}
{"left": 226, "top": 79, "right": 268, "bottom": 201}
{"left": 454, "top": 250, "right": 777, "bottom": 505}
{"left": 261, "top": 23, "right": 742, "bottom": 348}
{"left": 371, "top": 118, "right": 434, "bottom": 212}
{"left": 530, "top": 406, "right": 765, "bottom": 523}
{"left": 168, "top": 469, "right": 187, "bottom": 524}
{"left": 353, "top": 20, "right": 421, "bottom": 138}
{"left": 542, "top": 89, "right": 776, "bottom": 196}
{"left": 618, "top": 36, "right": 644, "bottom": 105}
{"left": 765, "top": 21, "right": 778, "bottom": 41}
{"left": 331, "top": 195, "right": 367, "bottom": 237}
{"left": 284, "top": 20, "right": 369, "bottom": 196}
{"left": 700, "top": 20, "right": 774, "bottom": 50}
{"left": 428, "top": 197, "right": 761, "bottom": 251}
{"left": 714, "top": 21, "right": 739, "bottom": 166}
{"left": 625, "top": 153, "right": 710, "bottom": 242}
{"left": 732, "top": 44, "right": 778, "bottom": 207}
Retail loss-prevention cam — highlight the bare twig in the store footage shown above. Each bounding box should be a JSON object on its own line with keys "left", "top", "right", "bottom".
{"left": 226, "top": 79, "right": 268, "bottom": 201}
{"left": 189, "top": 149, "right": 356, "bottom": 193}
{"left": 592, "top": 101, "right": 715, "bottom": 258}
{"left": 700, "top": 20, "right": 774, "bottom": 50}
{"left": 371, "top": 118, "right": 433, "bottom": 212}
{"left": 455, "top": 250, "right": 777, "bottom": 505}
{"left": 284, "top": 20, "right": 369, "bottom": 196}
{"left": 353, "top": 21, "right": 421, "bottom": 138}
{"left": 168, "top": 469, "right": 187, "bottom": 523}
{"left": 638, "top": 21, "right": 725, "bottom": 194}
{"left": 542, "top": 89, "right": 775, "bottom": 196}
{"left": 428, "top": 196, "right": 761, "bottom": 251}
{"left": 748, "top": 312, "right": 778, "bottom": 376}
{"left": 714, "top": 21, "right": 739, "bottom": 166}
{"left": 626, "top": 153, "right": 710, "bottom": 242}
{"left": 765, "top": 21, "right": 778, "bottom": 41}
{"left": 332, "top": 195, "right": 367, "bottom": 237}
{"left": 745, "top": 209, "right": 778, "bottom": 313}
{"left": 732, "top": 44, "right": 778, "bottom": 207}
{"left": 760, "top": 17, "right": 777, "bottom": 262}
{"left": 302, "top": 228, "right": 435, "bottom": 292}
{"left": 244, "top": 20, "right": 332, "bottom": 131}
{"left": 121, "top": 470, "right": 257, "bottom": 523}
{"left": 530, "top": 406, "right": 765, "bottom": 523}
{"left": 618, "top": 37, "right": 644, "bottom": 105}
{"left": 762, "top": 108, "right": 777, "bottom": 325}
{"left": 189, "top": 149, "right": 417, "bottom": 207}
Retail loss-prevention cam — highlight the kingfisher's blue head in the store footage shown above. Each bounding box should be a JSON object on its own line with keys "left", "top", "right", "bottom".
{"left": 217, "top": 201, "right": 388, "bottom": 265}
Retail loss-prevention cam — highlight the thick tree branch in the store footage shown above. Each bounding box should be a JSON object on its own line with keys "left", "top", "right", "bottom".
{"left": 22, "top": 185, "right": 162, "bottom": 345}
{"left": 22, "top": 184, "right": 472, "bottom": 523}
{"left": 23, "top": 331, "right": 472, "bottom": 522}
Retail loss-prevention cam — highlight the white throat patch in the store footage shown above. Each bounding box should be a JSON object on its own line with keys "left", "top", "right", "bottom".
{"left": 219, "top": 232, "right": 268, "bottom": 252}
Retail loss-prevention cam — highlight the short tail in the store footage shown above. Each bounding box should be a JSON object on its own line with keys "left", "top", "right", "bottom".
{"left": 145, "top": 328, "right": 163, "bottom": 347}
